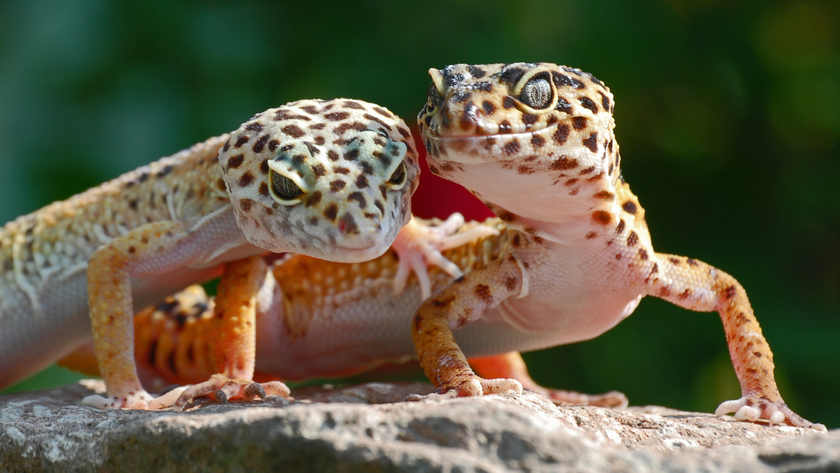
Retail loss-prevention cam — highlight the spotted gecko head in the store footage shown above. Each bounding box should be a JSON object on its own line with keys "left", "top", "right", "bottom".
{"left": 418, "top": 63, "right": 621, "bottom": 221}
{"left": 220, "top": 99, "right": 419, "bottom": 262}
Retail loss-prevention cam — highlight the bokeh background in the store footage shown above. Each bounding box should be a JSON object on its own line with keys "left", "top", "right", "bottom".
{"left": 1, "top": 0, "right": 838, "bottom": 427}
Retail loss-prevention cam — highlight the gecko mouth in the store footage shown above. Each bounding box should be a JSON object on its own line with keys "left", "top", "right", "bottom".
{"left": 424, "top": 121, "right": 562, "bottom": 164}
{"left": 323, "top": 230, "right": 395, "bottom": 263}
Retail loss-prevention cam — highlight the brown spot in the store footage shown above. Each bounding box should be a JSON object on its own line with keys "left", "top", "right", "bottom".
{"left": 659, "top": 287, "right": 671, "bottom": 297}
{"left": 686, "top": 258, "right": 699, "bottom": 266}
{"left": 586, "top": 231, "right": 597, "bottom": 239}
{"left": 622, "top": 200, "right": 637, "bottom": 215}
{"left": 309, "top": 122, "right": 327, "bottom": 130}
{"left": 579, "top": 166, "right": 596, "bottom": 175}
{"left": 259, "top": 160, "right": 269, "bottom": 175}
{"left": 522, "top": 113, "right": 539, "bottom": 126}
{"left": 355, "top": 174, "right": 369, "bottom": 188}
{"left": 282, "top": 125, "right": 305, "bottom": 138}
{"left": 498, "top": 120, "right": 512, "bottom": 133}
{"left": 268, "top": 140, "right": 280, "bottom": 152}
{"left": 564, "top": 178, "right": 579, "bottom": 187}
{"left": 592, "top": 210, "right": 612, "bottom": 225}
{"left": 239, "top": 199, "right": 253, "bottom": 212}
{"left": 530, "top": 135, "right": 545, "bottom": 148}
{"left": 334, "top": 122, "right": 368, "bottom": 135}
{"left": 668, "top": 257, "right": 681, "bottom": 265}
{"left": 339, "top": 213, "right": 358, "bottom": 234}
{"left": 227, "top": 154, "right": 245, "bottom": 169}
{"left": 259, "top": 182, "right": 269, "bottom": 197}
{"left": 582, "top": 132, "right": 598, "bottom": 152}
{"left": 482, "top": 101, "right": 496, "bottom": 115}
{"left": 323, "top": 204, "right": 338, "bottom": 221}
{"left": 616, "top": 219, "right": 626, "bottom": 233}
{"left": 327, "top": 150, "right": 339, "bottom": 161}
{"left": 128, "top": 246, "right": 135, "bottom": 254}
{"left": 723, "top": 285, "right": 737, "bottom": 300}
{"left": 639, "top": 248, "right": 649, "bottom": 260}
{"left": 572, "top": 116, "right": 588, "bottom": 130}
{"left": 238, "top": 172, "right": 254, "bottom": 187}
{"left": 347, "top": 192, "right": 366, "bottom": 209}
{"left": 431, "top": 296, "right": 456, "bottom": 308}
{"left": 305, "top": 191, "right": 322, "bottom": 207}
{"left": 343, "top": 100, "right": 364, "bottom": 110}
{"left": 370, "top": 107, "right": 392, "bottom": 119}
{"left": 314, "top": 136, "right": 325, "bottom": 146}
{"left": 553, "top": 124, "right": 570, "bottom": 144}
{"left": 475, "top": 284, "right": 492, "bottom": 303}
{"left": 252, "top": 134, "right": 270, "bottom": 153}
{"left": 579, "top": 96, "right": 598, "bottom": 114}
{"left": 593, "top": 190, "right": 614, "bottom": 200}
{"left": 512, "top": 234, "right": 521, "bottom": 247}
{"left": 598, "top": 91, "right": 611, "bottom": 113}
{"left": 627, "top": 231, "right": 639, "bottom": 246}
{"left": 467, "top": 65, "right": 487, "bottom": 78}
{"left": 363, "top": 113, "right": 392, "bottom": 131}
{"left": 397, "top": 126, "right": 410, "bottom": 138}
{"left": 234, "top": 136, "right": 250, "bottom": 148}
{"left": 549, "top": 156, "right": 577, "bottom": 170}
{"left": 503, "top": 140, "right": 520, "bottom": 156}
{"left": 517, "top": 165, "right": 533, "bottom": 175}
{"left": 502, "top": 96, "right": 515, "bottom": 109}
{"left": 329, "top": 180, "right": 346, "bottom": 192}
{"left": 324, "top": 111, "right": 350, "bottom": 121}
{"left": 312, "top": 164, "right": 326, "bottom": 177}
{"left": 222, "top": 140, "right": 230, "bottom": 152}
{"left": 504, "top": 277, "right": 518, "bottom": 291}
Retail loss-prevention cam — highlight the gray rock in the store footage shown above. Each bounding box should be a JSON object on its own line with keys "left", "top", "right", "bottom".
{"left": 0, "top": 380, "right": 834, "bottom": 472}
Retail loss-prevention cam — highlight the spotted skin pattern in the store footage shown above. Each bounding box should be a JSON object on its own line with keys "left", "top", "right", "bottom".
{"left": 414, "top": 62, "right": 823, "bottom": 430}
{"left": 0, "top": 99, "right": 420, "bottom": 410}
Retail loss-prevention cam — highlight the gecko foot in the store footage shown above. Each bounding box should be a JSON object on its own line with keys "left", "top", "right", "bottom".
{"left": 715, "top": 397, "right": 826, "bottom": 431}
{"left": 81, "top": 387, "right": 187, "bottom": 410}
{"left": 406, "top": 376, "right": 522, "bottom": 401}
{"left": 172, "top": 374, "right": 291, "bottom": 411}
{"left": 392, "top": 214, "right": 498, "bottom": 298}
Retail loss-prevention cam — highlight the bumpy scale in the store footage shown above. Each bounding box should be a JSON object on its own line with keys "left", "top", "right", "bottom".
{"left": 0, "top": 99, "right": 424, "bottom": 409}
{"left": 414, "top": 62, "right": 823, "bottom": 430}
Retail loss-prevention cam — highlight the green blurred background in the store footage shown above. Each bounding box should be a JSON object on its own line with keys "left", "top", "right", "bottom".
{"left": 1, "top": 0, "right": 838, "bottom": 427}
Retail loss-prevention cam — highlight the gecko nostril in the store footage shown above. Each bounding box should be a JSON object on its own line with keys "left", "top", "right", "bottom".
{"left": 337, "top": 213, "right": 359, "bottom": 235}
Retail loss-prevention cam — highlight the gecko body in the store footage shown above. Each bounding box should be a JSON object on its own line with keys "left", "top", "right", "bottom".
{"left": 0, "top": 99, "right": 420, "bottom": 408}
{"left": 413, "top": 62, "right": 822, "bottom": 429}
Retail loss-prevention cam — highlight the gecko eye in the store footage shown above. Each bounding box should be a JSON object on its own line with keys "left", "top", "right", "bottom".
{"left": 387, "top": 161, "right": 407, "bottom": 188}
{"left": 269, "top": 170, "right": 303, "bottom": 203}
{"left": 519, "top": 74, "right": 554, "bottom": 110}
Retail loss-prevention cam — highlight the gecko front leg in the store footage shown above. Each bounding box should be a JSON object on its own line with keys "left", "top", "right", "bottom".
{"left": 409, "top": 254, "right": 525, "bottom": 399}
{"left": 83, "top": 218, "right": 237, "bottom": 409}
{"left": 646, "top": 253, "right": 825, "bottom": 430}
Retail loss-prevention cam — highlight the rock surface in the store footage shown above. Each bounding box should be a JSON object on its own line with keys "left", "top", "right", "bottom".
{"left": 0, "top": 381, "right": 834, "bottom": 472}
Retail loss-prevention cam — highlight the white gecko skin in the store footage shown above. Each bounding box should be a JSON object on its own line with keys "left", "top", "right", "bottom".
{"left": 0, "top": 98, "right": 421, "bottom": 409}
{"left": 411, "top": 62, "right": 824, "bottom": 430}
